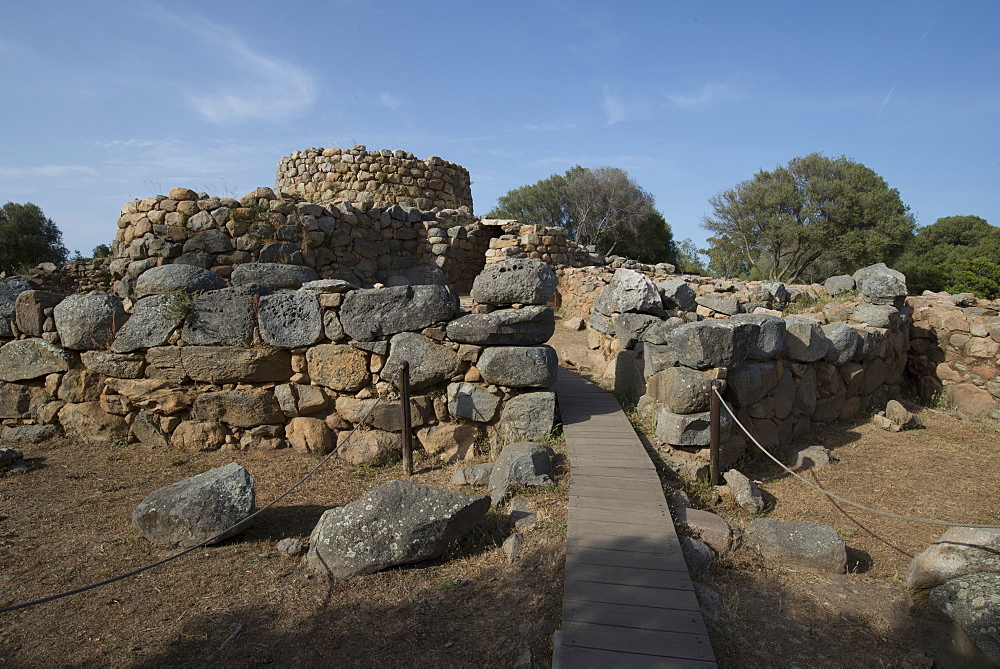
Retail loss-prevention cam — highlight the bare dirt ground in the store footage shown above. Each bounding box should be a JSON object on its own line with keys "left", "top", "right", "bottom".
{"left": 2, "top": 313, "right": 997, "bottom": 667}
{"left": 0, "top": 440, "right": 568, "bottom": 666}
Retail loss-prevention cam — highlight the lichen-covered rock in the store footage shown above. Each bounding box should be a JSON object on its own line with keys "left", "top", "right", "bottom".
{"left": 730, "top": 313, "right": 786, "bottom": 360}
{"left": 470, "top": 258, "right": 558, "bottom": 306}
{"left": 613, "top": 313, "right": 661, "bottom": 348}
{"left": 131, "top": 411, "right": 170, "bottom": 449}
{"left": 496, "top": 392, "right": 556, "bottom": 443}
{"left": 340, "top": 285, "right": 458, "bottom": 341}
{"left": 593, "top": 268, "right": 664, "bottom": 316}
{"left": 445, "top": 306, "right": 554, "bottom": 346}
{"left": 784, "top": 318, "right": 827, "bottom": 362}
{"left": 744, "top": 518, "right": 847, "bottom": 573}
{"left": 306, "top": 344, "right": 370, "bottom": 392}
{"left": 81, "top": 351, "right": 145, "bottom": 379}
{"left": 0, "top": 278, "right": 33, "bottom": 337}
{"left": 192, "top": 389, "right": 284, "bottom": 428}
{"left": 334, "top": 396, "right": 433, "bottom": 432}
{"left": 659, "top": 279, "right": 697, "bottom": 312}
{"left": 723, "top": 469, "right": 765, "bottom": 513}
{"left": 57, "top": 369, "right": 104, "bottom": 403}
{"left": 654, "top": 404, "right": 733, "bottom": 447}
{"left": 925, "top": 572, "right": 1000, "bottom": 665}
{"left": 1, "top": 424, "right": 58, "bottom": 446}
{"left": 14, "top": 290, "right": 63, "bottom": 337}
{"left": 851, "top": 304, "right": 901, "bottom": 329}
{"left": 53, "top": 293, "right": 128, "bottom": 350}
{"left": 418, "top": 423, "right": 478, "bottom": 462}
{"left": 665, "top": 321, "right": 756, "bottom": 370}
{"left": 134, "top": 264, "right": 226, "bottom": 297}
{"left": 907, "top": 527, "right": 1000, "bottom": 611}
{"left": 337, "top": 429, "right": 401, "bottom": 466}
{"left": 853, "top": 263, "right": 907, "bottom": 305}
{"left": 180, "top": 347, "right": 292, "bottom": 384}
{"left": 646, "top": 367, "right": 714, "bottom": 414}
{"left": 306, "top": 480, "right": 491, "bottom": 578}
{"left": 727, "top": 362, "right": 779, "bottom": 407}
{"left": 477, "top": 346, "right": 558, "bottom": 388}
{"left": 382, "top": 333, "right": 460, "bottom": 390}
{"left": 110, "top": 294, "right": 180, "bottom": 353}
{"left": 257, "top": 291, "right": 323, "bottom": 348}
{"left": 447, "top": 382, "right": 501, "bottom": 422}
{"left": 824, "top": 274, "right": 855, "bottom": 295}
{"left": 181, "top": 286, "right": 260, "bottom": 346}
{"left": 487, "top": 441, "right": 555, "bottom": 505}
{"left": 132, "top": 463, "right": 254, "bottom": 547}
{"left": 231, "top": 263, "right": 319, "bottom": 290}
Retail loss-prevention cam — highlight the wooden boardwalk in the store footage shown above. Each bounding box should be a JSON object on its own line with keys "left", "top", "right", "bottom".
{"left": 551, "top": 368, "right": 717, "bottom": 668}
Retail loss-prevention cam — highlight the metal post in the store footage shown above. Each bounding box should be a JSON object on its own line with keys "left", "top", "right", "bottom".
{"left": 400, "top": 361, "right": 413, "bottom": 476}
{"left": 709, "top": 381, "right": 720, "bottom": 486}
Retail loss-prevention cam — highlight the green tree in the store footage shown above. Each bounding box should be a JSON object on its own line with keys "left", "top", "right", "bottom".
{"left": 673, "top": 238, "right": 707, "bottom": 275}
{"left": 0, "top": 202, "right": 68, "bottom": 273}
{"left": 895, "top": 215, "right": 1000, "bottom": 294}
{"left": 940, "top": 257, "right": 1000, "bottom": 299}
{"left": 702, "top": 153, "right": 915, "bottom": 282}
{"left": 488, "top": 166, "right": 675, "bottom": 264}
{"left": 92, "top": 243, "right": 112, "bottom": 259}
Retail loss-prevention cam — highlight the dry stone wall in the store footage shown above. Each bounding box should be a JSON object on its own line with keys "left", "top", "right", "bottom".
{"left": 0, "top": 260, "right": 561, "bottom": 462}
{"left": 484, "top": 223, "right": 601, "bottom": 269}
{"left": 274, "top": 145, "right": 473, "bottom": 211}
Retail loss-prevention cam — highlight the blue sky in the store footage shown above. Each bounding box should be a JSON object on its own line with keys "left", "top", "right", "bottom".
{"left": 2, "top": 1, "right": 998, "bottom": 260}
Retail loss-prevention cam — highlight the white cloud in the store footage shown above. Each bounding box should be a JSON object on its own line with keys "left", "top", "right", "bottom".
{"left": 0, "top": 165, "right": 98, "bottom": 179}
{"left": 602, "top": 88, "right": 628, "bottom": 125}
{"left": 524, "top": 121, "right": 581, "bottom": 132}
{"left": 136, "top": 1, "right": 318, "bottom": 125}
{"left": 665, "top": 82, "right": 744, "bottom": 109}
{"left": 379, "top": 93, "right": 402, "bottom": 109}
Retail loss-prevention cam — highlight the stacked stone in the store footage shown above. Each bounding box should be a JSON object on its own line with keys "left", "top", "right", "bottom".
{"left": 907, "top": 291, "right": 1000, "bottom": 415}
{"left": 582, "top": 267, "right": 910, "bottom": 469}
{"left": 24, "top": 259, "right": 113, "bottom": 295}
{"left": 483, "top": 224, "right": 597, "bottom": 268}
{"left": 274, "top": 146, "right": 473, "bottom": 212}
{"left": 0, "top": 260, "right": 559, "bottom": 464}
{"left": 112, "top": 187, "right": 489, "bottom": 293}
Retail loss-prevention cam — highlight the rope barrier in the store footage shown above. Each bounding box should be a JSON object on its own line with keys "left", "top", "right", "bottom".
{"left": 0, "top": 369, "right": 405, "bottom": 614}
{"left": 712, "top": 386, "right": 1000, "bottom": 530}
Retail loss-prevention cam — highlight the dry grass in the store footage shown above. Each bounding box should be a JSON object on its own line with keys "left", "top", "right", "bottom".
{"left": 0, "top": 437, "right": 569, "bottom": 666}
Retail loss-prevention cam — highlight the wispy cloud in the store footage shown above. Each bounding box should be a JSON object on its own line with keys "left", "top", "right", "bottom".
{"left": 378, "top": 93, "right": 402, "bottom": 110}
{"left": 524, "top": 121, "right": 580, "bottom": 132}
{"left": 602, "top": 88, "right": 629, "bottom": 125}
{"left": 877, "top": 78, "right": 899, "bottom": 117}
{"left": 665, "top": 82, "right": 745, "bottom": 109}
{"left": 0, "top": 165, "right": 98, "bottom": 179}
{"left": 135, "top": 1, "right": 318, "bottom": 125}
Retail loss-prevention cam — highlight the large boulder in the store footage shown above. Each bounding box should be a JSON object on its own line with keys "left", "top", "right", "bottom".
{"left": 488, "top": 442, "right": 555, "bottom": 505}
{"left": 477, "top": 346, "right": 558, "bottom": 388}
{"left": 134, "top": 264, "right": 226, "bottom": 297}
{"left": 646, "top": 367, "right": 714, "bottom": 414}
{"left": 285, "top": 417, "right": 335, "bottom": 455}
{"left": 170, "top": 420, "right": 228, "bottom": 451}
{"left": 180, "top": 346, "right": 292, "bottom": 384}
{"left": 659, "top": 279, "right": 697, "bottom": 312}
{"left": 727, "top": 362, "right": 779, "bottom": 407}
{"left": 907, "top": 527, "right": 1000, "bottom": 610}
{"left": 340, "top": 285, "right": 457, "bottom": 341}
{"left": 337, "top": 429, "right": 402, "bottom": 466}
{"left": 81, "top": 351, "right": 145, "bottom": 378}
{"left": 58, "top": 401, "right": 128, "bottom": 444}
{"left": 14, "top": 290, "right": 63, "bottom": 337}
{"left": 0, "top": 339, "right": 71, "bottom": 381}
{"left": 192, "top": 389, "right": 284, "bottom": 427}
{"left": 257, "top": 291, "right": 324, "bottom": 348}
{"left": 182, "top": 286, "right": 260, "bottom": 346}
{"left": 851, "top": 304, "right": 901, "bottom": 329}
{"left": 382, "top": 333, "right": 460, "bottom": 390}
{"left": 923, "top": 572, "right": 1000, "bottom": 666}
{"left": 730, "top": 313, "right": 786, "bottom": 360}
{"left": 306, "top": 344, "right": 370, "bottom": 392}
{"left": 447, "top": 382, "right": 502, "bottom": 422}
{"left": 496, "top": 392, "right": 557, "bottom": 443}
{"left": 822, "top": 322, "right": 860, "bottom": 365}
{"left": 853, "top": 263, "right": 907, "bottom": 305}
{"left": 111, "top": 294, "right": 181, "bottom": 353}
{"left": 744, "top": 518, "right": 847, "bottom": 573}
{"left": 613, "top": 313, "right": 661, "bottom": 348}
{"left": 231, "top": 263, "right": 319, "bottom": 290}
{"left": 665, "top": 321, "right": 756, "bottom": 370}
{"left": 824, "top": 274, "right": 855, "bottom": 295}
{"left": 132, "top": 463, "right": 254, "bottom": 547}
{"left": 53, "top": 293, "right": 129, "bottom": 351}
{"left": 654, "top": 404, "right": 732, "bottom": 447}
{"left": 445, "top": 306, "right": 554, "bottom": 346}
{"left": 307, "top": 480, "right": 491, "bottom": 578}
{"left": 470, "top": 258, "right": 558, "bottom": 306}
{"left": 593, "top": 268, "right": 664, "bottom": 316}
{"left": 0, "top": 278, "right": 32, "bottom": 336}
{"left": 784, "top": 318, "right": 827, "bottom": 362}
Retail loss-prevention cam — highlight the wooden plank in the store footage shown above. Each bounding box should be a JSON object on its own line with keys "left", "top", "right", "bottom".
{"left": 570, "top": 474, "right": 663, "bottom": 489}
{"left": 560, "top": 622, "right": 715, "bottom": 662}
{"left": 566, "top": 534, "right": 682, "bottom": 558}
{"left": 555, "top": 644, "right": 717, "bottom": 668}
{"left": 569, "top": 487, "right": 664, "bottom": 503}
{"left": 568, "top": 496, "right": 668, "bottom": 513}
{"left": 568, "top": 521, "right": 675, "bottom": 542}
{"left": 562, "top": 599, "right": 707, "bottom": 634}
{"left": 566, "top": 545, "right": 689, "bottom": 571}
{"left": 561, "top": 580, "right": 701, "bottom": 611}
{"left": 569, "top": 506, "right": 672, "bottom": 527}
{"left": 565, "top": 563, "right": 694, "bottom": 589}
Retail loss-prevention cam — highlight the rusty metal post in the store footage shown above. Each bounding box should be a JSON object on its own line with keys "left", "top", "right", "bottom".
{"left": 401, "top": 361, "right": 413, "bottom": 476}
{"left": 709, "top": 380, "right": 720, "bottom": 486}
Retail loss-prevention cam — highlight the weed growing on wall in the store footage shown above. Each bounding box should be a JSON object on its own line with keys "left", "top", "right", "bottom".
{"left": 162, "top": 290, "right": 199, "bottom": 321}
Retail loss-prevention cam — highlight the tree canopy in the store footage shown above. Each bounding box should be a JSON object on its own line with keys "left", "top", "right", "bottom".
{"left": 895, "top": 215, "right": 1000, "bottom": 296}
{"left": 0, "top": 202, "right": 68, "bottom": 273}
{"left": 487, "top": 166, "right": 676, "bottom": 265}
{"left": 702, "top": 153, "right": 915, "bottom": 282}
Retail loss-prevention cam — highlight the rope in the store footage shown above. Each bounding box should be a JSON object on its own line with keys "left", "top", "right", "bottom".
{"left": 0, "top": 369, "right": 404, "bottom": 614}
{"left": 712, "top": 387, "right": 1000, "bottom": 530}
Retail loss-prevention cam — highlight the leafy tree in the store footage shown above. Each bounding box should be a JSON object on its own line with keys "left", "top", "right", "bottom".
{"left": 673, "top": 238, "right": 707, "bottom": 274}
{"left": 488, "top": 166, "right": 675, "bottom": 264}
{"left": 940, "top": 257, "right": 1000, "bottom": 299}
{"left": 92, "top": 244, "right": 112, "bottom": 259}
{"left": 895, "top": 215, "right": 1000, "bottom": 294}
{"left": 702, "top": 153, "right": 915, "bottom": 282}
{"left": 0, "top": 202, "right": 68, "bottom": 273}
